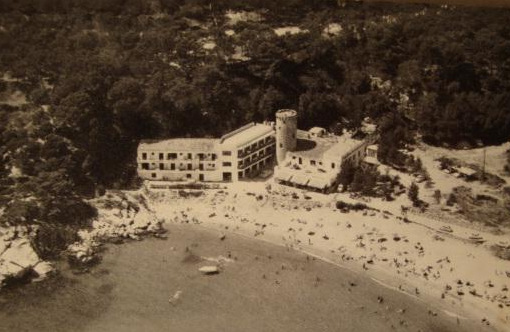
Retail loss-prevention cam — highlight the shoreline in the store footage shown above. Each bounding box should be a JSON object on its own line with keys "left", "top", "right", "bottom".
{"left": 149, "top": 182, "right": 510, "bottom": 331}
{"left": 179, "top": 220, "right": 476, "bottom": 324}
{"left": 0, "top": 221, "right": 477, "bottom": 332}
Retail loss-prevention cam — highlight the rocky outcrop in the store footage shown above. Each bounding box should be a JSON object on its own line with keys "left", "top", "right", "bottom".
{"left": 0, "top": 226, "right": 54, "bottom": 290}
{"left": 1, "top": 191, "right": 164, "bottom": 289}
{"left": 67, "top": 191, "right": 165, "bottom": 265}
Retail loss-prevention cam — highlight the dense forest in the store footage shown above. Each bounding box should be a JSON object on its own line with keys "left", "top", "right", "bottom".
{"left": 0, "top": 0, "right": 509, "bottom": 249}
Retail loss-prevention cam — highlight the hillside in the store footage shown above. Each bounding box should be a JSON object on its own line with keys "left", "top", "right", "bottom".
{"left": 0, "top": 0, "right": 509, "bottom": 261}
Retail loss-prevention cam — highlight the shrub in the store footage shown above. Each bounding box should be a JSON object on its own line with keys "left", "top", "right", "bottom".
{"left": 335, "top": 200, "right": 368, "bottom": 211}
{"left": 408, "top": 182, "right": 419, "bottom": 204}
{"left": 31, "top": 223, "right": 79, "bottom": 260}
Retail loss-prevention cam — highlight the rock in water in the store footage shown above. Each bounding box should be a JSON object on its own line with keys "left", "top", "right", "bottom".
{"left": 0, "top": 239, "right": 41, "bottom": 287}
{"left": 198, "top": 265, "right": 219, "bottom": 275}
{"left": 32, "top": 261, "right": 54, "bottom": 281}
{"left": 1, "top": 239, "right": 40, "bottom": 268}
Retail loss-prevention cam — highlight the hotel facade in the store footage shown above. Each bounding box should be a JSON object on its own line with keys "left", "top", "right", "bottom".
{"left": 137, "top": 123, "right": 276, "bottom": 182}
{"left": 137, "top": 109, "right": 377, "bottom": 190}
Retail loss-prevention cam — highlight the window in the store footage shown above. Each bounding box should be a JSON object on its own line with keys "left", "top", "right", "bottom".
{"left": 167, "top": 153, "right": 177, "bottom": 159}
{"left": 199, "top": 164, "right": 204, "bottom": 171}
{"left": 212, "top": 154, "right": 217, "bottom": 160}
{"left": 298, "top": 157, "right": 302, "bottom": 165}
{"left": 159, "top": 163, "right": 164, "bottom": 170}
{"left": 238, "top": 171, "right": 243, "bottom": 178}
{"left": 319, "top": 161, "right": 322, "bottom": 165}
{"left": 159, "top": 153, "right": 164, "bottom": 160}
{"left": 222, "top": 162, "right": 232, "bottom": 167}
{"left": 331, "top": 163, "right": 335, "bottom": 169}
{"left": 187, "top": 164, "right": 192, "bottom": 170}
{"left": 142, "top": 153, "right": 147, "bottom": 160}
{"left": 279, "top": 143, "right": 283, "bottom": 148}
{"left": 151, "top": 173, "right": 156, "bottom": 178}
{"left": 142, "top": 163, "right": 149, "bottom": 170}
{"left": 222, "top": 151, "right": 232, "bottom": 156}
{"left": 186, "top": 174, "right": 191, "bottom": 179}
{"left": 171, "top": 163, "right": 175, "bottom": 170}
{"left": 310, "top": 160, "right": 316, "bottom": 166}
{"left": 187, "top": 153, "right": 192, "bottom": 159}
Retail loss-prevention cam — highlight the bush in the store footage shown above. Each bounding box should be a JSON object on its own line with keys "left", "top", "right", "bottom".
{"left": 446, "top": 193, "right": 457, "bottom": 206}
{"left": 408, "top": 182, "right": 419, "bottom": 204}
{"left": 96, "top": 184, "right": 106, "bottom": 196}
{"left": 31, "top": 223, "right": 79, "bottom": 260}
{"left": 336, "top": 200, "right": 368, "bottom": 211}
{"left": 491, "top": 245, "right": 510, "bottom": 261}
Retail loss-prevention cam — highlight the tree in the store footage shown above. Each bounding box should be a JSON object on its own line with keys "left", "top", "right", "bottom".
{"left": 337, "top": 161, "right": 356, "bottom": 188}
{"left": 408, "top": 182, "right": 419, "bottom": 205}
{"left": 433, "top": 189, "right": 442, "bottom": 204}
{"left": 351, "top": 168, "right": 364, "bottom": 193}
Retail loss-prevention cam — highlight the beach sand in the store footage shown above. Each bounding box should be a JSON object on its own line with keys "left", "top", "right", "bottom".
{"left": 150, "top": 180, "right": 510, "bottom": 331}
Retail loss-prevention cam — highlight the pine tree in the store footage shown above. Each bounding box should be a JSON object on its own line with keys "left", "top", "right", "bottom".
{"left": 433, "top": 189, "right": 442, "bottom": 204}
{"left": 408, "top": 182, "right": 419, "bottom": 205}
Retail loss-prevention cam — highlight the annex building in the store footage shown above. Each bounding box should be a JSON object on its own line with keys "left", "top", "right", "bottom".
{"left": 137, "top": 109, "right": 377, "bottom": 191}
{"left": 273, "top": 109, "right": 377, "bottom": 192}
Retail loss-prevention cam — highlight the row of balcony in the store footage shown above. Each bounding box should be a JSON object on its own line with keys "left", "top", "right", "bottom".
{"left": 139, "top": 162, "right": 216, "bottom": 172}
{"left": 238, "top": 153, "right": 273, "bottom": 170}
{"left": 139, "top": 153, "right": 217, "bottom": 162}
{"left": 237, "top": 137, "right": 275, "bottom": 158}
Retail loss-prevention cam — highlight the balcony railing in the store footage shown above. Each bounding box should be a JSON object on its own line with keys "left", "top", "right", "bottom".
{"left": 238, "top": 138, "right": 275, "bottom": 158}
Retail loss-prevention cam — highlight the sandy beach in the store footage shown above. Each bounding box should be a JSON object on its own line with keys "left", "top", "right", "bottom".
{"left": 0, "top": 224, "right": 488, "bottom": 332}
{"left": 149, "top": 179, "right": 510, "bottom": 331}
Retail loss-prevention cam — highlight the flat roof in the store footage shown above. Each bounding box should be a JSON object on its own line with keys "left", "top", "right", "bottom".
{"left": 289, "top": 130, "right": 337, "bottom": 160}
{"left": 323, "top": 135, "right": 364, "bottom": 159}
{"left": 290, "top": 130, "right": 364, "bottom": 161}
{"left": 139, "top": 138, "right": 218, "bottom": 152}
{"left": 457, "top": 166, "right": 477, "bottom": 176}
{"left": 220, "top": 123, "right": 273, "bottom": 148}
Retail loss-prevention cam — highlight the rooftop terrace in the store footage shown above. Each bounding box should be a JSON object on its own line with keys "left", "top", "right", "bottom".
{"left": 220, "top": 123, "right": 274, "bottom": 148}
{"left": 290, "top": 130, "right": 364, "bottom": 161}
{"left": 139, "top": 138, "right": 218, "bottom": 152}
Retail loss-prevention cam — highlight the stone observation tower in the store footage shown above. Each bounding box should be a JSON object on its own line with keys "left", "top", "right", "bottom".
{"left": 275, "top": 109, "right": 297, "bottom": 165}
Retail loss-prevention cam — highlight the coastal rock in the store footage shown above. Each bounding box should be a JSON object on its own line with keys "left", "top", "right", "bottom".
{"left": 0, "top": 260, "right": 29, "bottom": 280}
{"left": 1, "top": 239, "right": 40, "bottom": 270}
{"left": 132, "top": 209, "right": 156, "bottom": 230}
{"left": 33, "top": 261, "right": 54, "bottom": 281}
{"left": 0, "top": 238, "right": 42, "bottom": 287}
{"left": 0, "top": 241, "right": 9, "bottom": 256}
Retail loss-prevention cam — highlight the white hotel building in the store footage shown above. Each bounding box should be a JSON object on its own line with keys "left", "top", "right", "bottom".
{"left": 137, "top": 123, "right": 276, "bottom": 182}
{"left": 137, "top": 109, "right": 377, "bottom": 191}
